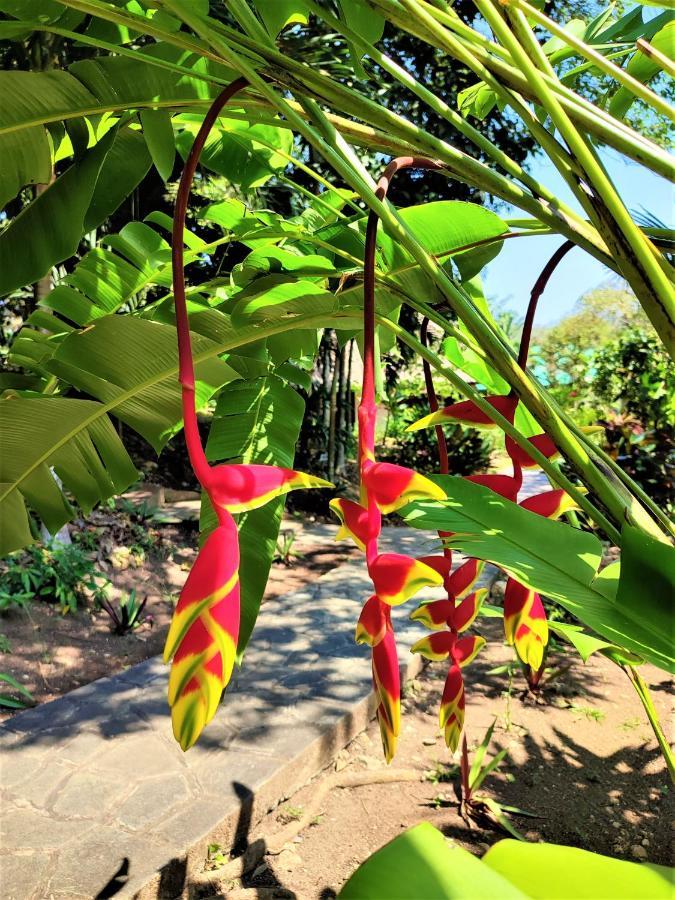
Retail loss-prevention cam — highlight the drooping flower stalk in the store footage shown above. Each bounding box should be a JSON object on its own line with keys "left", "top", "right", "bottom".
{"left": 409, "top": 241, "right": 582, "bottom": 680}
{"left": 412, "top": 318, "right": 487, "bottom": 750}
{"left": 166, "top": 80, "right": 331, "bottom": 750}
{"left": 331, "top": 157, "right": 450, "bottom": 762}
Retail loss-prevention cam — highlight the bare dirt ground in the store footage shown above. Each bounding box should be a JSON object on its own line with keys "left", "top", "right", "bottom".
{"left": 191, "top": 624, "right": 673, "bottom": 900}
{"left": 0, "top": 511, "right": 357, "bottom": 716}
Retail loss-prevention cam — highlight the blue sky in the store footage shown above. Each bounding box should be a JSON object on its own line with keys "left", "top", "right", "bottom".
{"left": 482, "top": 149, "right": 675, "bottom": 325}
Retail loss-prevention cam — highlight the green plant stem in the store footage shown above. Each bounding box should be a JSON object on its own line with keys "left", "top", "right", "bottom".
{"left": 476, "top": 0, "right": 675, "bottom": 355}
{"left": 510, "top": 0, "right": 675, "bottom": 122}
{"left": 575, "top": 435, "right": 675, "bottom": 539}
{"left": 303, "top": 0, "right": 565, "bottom": 208}
{"left": 392, "top": 0, "right": 601, "bottom": 224}
{"left": 623, "top": 665, "right": 675, "bottom": 783}
{"left": 200, "top": 5, "right": 610, "bottom": 259}
{"left": 637, "top": 38, "right": 675, "bottom": 80}
{"left": 226, "top": 0, "right": 270, "bottom": 46}
{"left": 276, "top": 174, "right": 349, "bottom": 220}
{"left": 11, "top": 22, "right": 239, "bottom": 88}
{"left": 407, "top": 0, "right": 673, "bottom": 163}
{"left": 53, "top": 0, "right": 231, "bottom": 62}
{"left": 367, "top": 0, "right": 674, "bottom": 181}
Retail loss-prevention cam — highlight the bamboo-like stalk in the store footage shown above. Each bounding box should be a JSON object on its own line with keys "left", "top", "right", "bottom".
{"left": 475, "top": 0, "right": 675, "bottom": 355}
{"left": 509, "top": 0, "right": 675, "bottom": 122}
{"left": 302, "top": 0, "right": 568, "bottom": 209}
{"left": 194, "top": 4, "right": 611, "bottom": 257}
{"left": 393, "top": 0, "right": 601, "bottom": 225}
{"left": 637, "top": 38, "right": 675, "bottom": 80}
{"left": 623, "top": 665, "right": 675, "bottom": 784}
{"left": 367, "top": 0, "right": 675, "bottom": 181}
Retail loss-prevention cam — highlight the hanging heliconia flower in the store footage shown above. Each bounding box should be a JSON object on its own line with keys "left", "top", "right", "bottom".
{"left": 408, "top": 393, "right": 560, "bottom": 470}
{"left": 165, "top": 80, "right": 331, "bottom": 751}
{"left": 330, "top": 157, "right": 449, "bottom": 763}
{"left": 410, "top": 554, "right": 488, "bottom": 751}
{"left": 408, "top": 242, "right": 583, "bottom": 680}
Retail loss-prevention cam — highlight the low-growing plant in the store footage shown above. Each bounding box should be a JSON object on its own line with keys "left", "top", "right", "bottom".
{"left": 458, "top": 720, "right": 535, "bottom": 840}
{"left": 0, "top": 542, "right": 109, "bottom": 615}
{"left": 0, "top": 673, "right": 34, "bottom": 710}
{"left": 99, "top": 589, "right": 148, "bottom": 636}
{"left": 273, "top": 530, "right": 301, "bottom": 567}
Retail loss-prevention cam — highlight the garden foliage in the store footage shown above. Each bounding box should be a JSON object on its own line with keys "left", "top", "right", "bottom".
{"left": 0, "top": 0, "right": 673, "bottom": 767}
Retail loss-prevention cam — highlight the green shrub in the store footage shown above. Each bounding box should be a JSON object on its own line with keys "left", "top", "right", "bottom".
{"left": 0, "top": 541, "right": 109, "bottom": 615}
{"left": 594, "top": 329, "right": 674, "bottom": 511}
{"left": 380, "top": 391, "right": 492, "bottom": 476}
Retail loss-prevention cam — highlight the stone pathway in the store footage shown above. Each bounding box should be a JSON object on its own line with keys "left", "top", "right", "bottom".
{"left": 0, "top": 470, "right": 547, "bottom": 899}
{"left": 0, "top": 525, "right": 495, "bottom": 900}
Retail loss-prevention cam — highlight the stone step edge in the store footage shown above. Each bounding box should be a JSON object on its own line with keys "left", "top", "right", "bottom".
{"left": 134, "top": 654, "right": 424, "bottom": 899}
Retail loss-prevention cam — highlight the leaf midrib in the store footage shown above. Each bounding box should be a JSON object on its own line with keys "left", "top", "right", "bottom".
{"left": 411, "top": 495, "right": 601, "bottom": 604}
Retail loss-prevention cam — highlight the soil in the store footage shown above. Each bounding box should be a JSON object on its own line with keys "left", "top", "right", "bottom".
{"left": 0, "top": 504, "right": 357, "bottom": 716}
{"left": 194, "top": 623, "right": 674, "bottom": 900}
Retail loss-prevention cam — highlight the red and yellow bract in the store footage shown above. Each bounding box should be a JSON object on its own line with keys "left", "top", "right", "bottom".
{"left": 409, "top": 391, "right": 584, "bottom": 675}
{"left": 164, "top": 81, "right": 330, "bottom": 751}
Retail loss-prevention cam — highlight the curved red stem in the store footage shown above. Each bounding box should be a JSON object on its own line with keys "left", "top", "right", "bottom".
{"left": 362, "top": 157, "right": 443, "bottom": 563}
{"left": 514, "top": 239, "right": 575, "bottom": 377}
{"left": 172, "top": 77, "right": 249, "bottom": 495}
{"left": 362, "top": 157, "right": 444, "bottom": 418}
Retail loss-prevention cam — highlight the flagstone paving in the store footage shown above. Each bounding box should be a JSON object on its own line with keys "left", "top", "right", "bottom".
{"left": 0, "top": 472, "right": 546, "bottom": 900}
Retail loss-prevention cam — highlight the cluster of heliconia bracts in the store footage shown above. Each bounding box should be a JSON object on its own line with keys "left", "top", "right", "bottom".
{"left": 164, "top": 464, "right": 331, "bottom": 751}
{"left": 410, "top": 392, "right": 580, "bottom": 677}
{"left": 410, "top": 553, "right": 487, "bottom": 752}
{"left": 330, "top": 400, "right": 447, "bottom": 762}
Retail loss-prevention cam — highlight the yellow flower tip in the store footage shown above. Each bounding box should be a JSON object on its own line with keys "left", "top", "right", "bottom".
{"left": 405, "top": 411, "right": 441, "bottom": 433}
{"left": 303, "top": 474, "right": 334, "bottom": 490}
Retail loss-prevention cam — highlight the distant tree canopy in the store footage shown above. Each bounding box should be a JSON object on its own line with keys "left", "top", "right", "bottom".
{"left": 533, "top": 286, "right": 649, "bottom": 395}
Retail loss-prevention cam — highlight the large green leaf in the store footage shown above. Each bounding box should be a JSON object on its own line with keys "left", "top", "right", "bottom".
{"left": 175, "top": 113, "right": 292, "bottom": 190}
{"left": 46, "top": 316, "right": 240, "bottom": 451}
{"left": 0, "top": 123, "right": 152, "bottom": 297}
{"left": 0, "top": 51, "right": 232, "bottom": 208}
{"left": 0, "top": 126, "right": 52, "bottom": 211}
{"left": 0, "top": 128, "right": 114, "bottom": 296}
{"left": 4, "top": 303, "right": 358, "bottom": 554}
{"left": 254, "top": 0, "right": 310, "bottom": 38}
{"left": 340, "top": 823, "right": 525, "bottom": 899}
{"left": 231, "top": 278, "right": 338, "bottom": 326}
{"left": 389, "top": 201, "right": 509, "bottom": 283}
{"left": 339, "top": 827, "right": 672, "bottom": 900}
{"left": 201, "top": 375, "right": 307, "bottom": 656}
{"left": 140, "top": 108, "right": 176, "bottom": 182}
{"left": 616, "top": 523, "right": 674, "bottom": 659}
{"left": 0, "top": 396, "right": 137, "bottom": 555}
{"left": 401, "top": 476, "right": 674, "bottom": 673}
{"left": 483, "top": 839, "right": 673, "bottom": 900}
{"left": 83, "top": 126, "right": 151, "bottom": 231}
{"left": 39, "top": 222, "right": 170, "bottom": 328}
